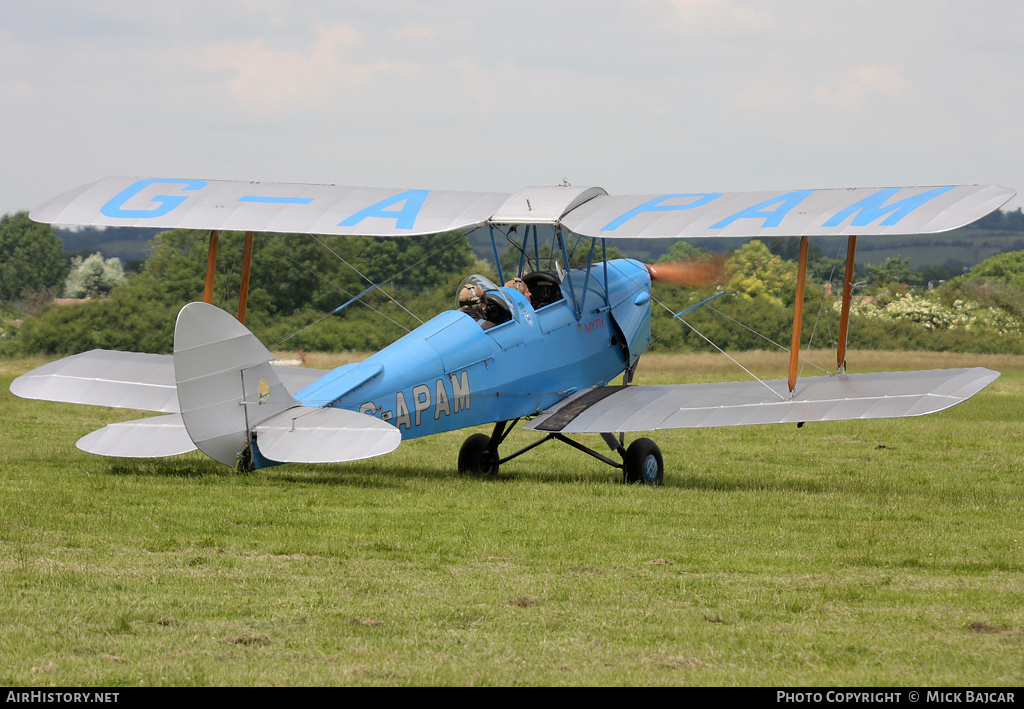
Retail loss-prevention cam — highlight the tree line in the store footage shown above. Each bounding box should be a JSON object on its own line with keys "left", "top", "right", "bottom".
{"left": 3, "top": 209, "right": 1024, "bottom": 356}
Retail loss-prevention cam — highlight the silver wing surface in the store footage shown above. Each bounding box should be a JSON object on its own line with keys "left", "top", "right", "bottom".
{"left": 76, "top": 414, "right": 197, "bottom": 458}
{"left": 11, "top": 349, "right": 333, "bottom": 461}
{"left": 562, "top": 185, "right": 1016, "bottom": 239}
{"left": 525, "top": 368, "right": 999, "bottom": 433}
{"left": 31, "top": 177, "right": 511, "bottom": 237}
{"left": 254, "top": 407, "right": 401, "bottom": 464}
{"left": 11, "top": 350, "right": 180, "bottom": 412}
{"left": 10, "top": 349, "right": 328, "bottom": 412}
{"left": 29, "top": 178, "right": 1014, "bottom": 240}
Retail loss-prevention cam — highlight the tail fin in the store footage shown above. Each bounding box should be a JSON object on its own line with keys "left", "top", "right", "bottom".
{"left": 173, "top": 302, "right": 399, "bottom": 468}
{"left": 174, "top": 302, "right": 296, "bottom": 466}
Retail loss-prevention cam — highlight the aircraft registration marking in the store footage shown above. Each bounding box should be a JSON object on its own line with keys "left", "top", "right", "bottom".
{"left": 359, "top": 370, "right": 471, "bottom": 431}
{"left": 96, "top": 179, "right": 964, "bottom": 234}
{"left": 597, "top": 186, "right": 957, "bottom": 232}
{"left": 100, "top": 179, "right": 433, "bottom": 231}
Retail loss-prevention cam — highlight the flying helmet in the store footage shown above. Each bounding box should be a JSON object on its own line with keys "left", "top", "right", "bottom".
{"left": 458, "top": 283, "right": 484, "bottom": 307}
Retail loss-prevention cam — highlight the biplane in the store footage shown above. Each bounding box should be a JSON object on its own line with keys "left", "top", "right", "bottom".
{"left": 11, "top": 178, "right": 1015, "bottom": 484}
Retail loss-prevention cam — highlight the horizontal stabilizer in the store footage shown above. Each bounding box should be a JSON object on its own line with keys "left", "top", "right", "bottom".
{"left": 254, "top": 406, "right": 401, "bottom": 464}
{"left": 526, "top": 368, "right": 999, "bottom": 433}
{"left": 10, "top": 349, "right": 328, "bottom": 412}
{"left": 12, "top": 350, "right": 179, "bottom": 412}
{"left": 76, "top": 414, "right": 197, "bottom": 458}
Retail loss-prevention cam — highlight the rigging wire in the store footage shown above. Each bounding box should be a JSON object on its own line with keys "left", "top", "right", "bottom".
{"left": 267, "top": 231, "right": 471, "bottom": 350}
{"left": 760, "top": 236, "right": 843, "bottom": 375}
{"left": 643, "top": 239, "right": 835, "bottom": 382}
{"left": 266, "top": 249, "right": 413, "bottom": 351}
{"left": 799, "top": 239, "right": 847, "bottom": 379}
{"left": 645, "top": 289, "right": 787, "bottom": 398}
{"left": 305, "top": 233, "right": 424, "bottom": 326}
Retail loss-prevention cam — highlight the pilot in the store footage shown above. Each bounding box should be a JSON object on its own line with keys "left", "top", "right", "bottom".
{"left": 504, "top": 277, "right": 532, "bottom": 305}
{"left": 458, "top": 283, "right": 496, "bottom": 330}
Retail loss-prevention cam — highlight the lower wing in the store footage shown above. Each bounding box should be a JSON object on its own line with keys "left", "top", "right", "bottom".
{"left": 525, "top": 368, "right": 999, "bottom": 433}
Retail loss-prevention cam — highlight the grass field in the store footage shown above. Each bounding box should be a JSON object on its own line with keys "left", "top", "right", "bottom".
{"left": 1, "top": 350, "right": 1022, "bottom": 686}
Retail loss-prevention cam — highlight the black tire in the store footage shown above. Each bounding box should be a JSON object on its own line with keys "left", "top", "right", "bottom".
{"left": 458, "top": 433, "right": 499, "bottom": 475}
{"left": 236, "top": 447, "right": 255, "bottom": 474}
{"left": 623, "top": 438, "right": 664, "bottom": 486}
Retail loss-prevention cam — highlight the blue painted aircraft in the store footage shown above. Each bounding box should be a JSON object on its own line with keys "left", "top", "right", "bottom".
{"left": 11, "top": 179, "right": 1015, "bottom": 484}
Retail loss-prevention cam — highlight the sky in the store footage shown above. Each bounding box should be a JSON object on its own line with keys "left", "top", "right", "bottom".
{"left": 3, "top": 0, "right": 1023, "bottom": 218}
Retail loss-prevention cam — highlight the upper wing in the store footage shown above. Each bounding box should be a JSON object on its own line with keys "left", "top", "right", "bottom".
{"left": 524, "top": 368, "right": 999, "bottom": 433}
{"left": 30, "top": 178, "right": 1014, "bottom": 239}
{"left": 560, "top": 185, "right": 1016, "bottom": 239}
{"left": 30, "top": 177, "right": 511, "bottom": 237}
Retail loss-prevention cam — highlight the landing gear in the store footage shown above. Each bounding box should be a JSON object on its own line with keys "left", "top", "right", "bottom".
{"left": 236, "top": 446, "right": 255, "bottom": 474}
{"left": 623, "top": 438, "right": 663, "bottom": 486}
{"left": 457, "top": 420, "right": 665, "bottom": 486}
{"left": 458, "top": 432, "right": 500, "bottom": 475}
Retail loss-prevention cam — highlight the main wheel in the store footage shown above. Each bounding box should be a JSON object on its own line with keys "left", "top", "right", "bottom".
{"left": 623, "top": 438, "right": 664, "bottom": 486}
{"left": 458, "top": 433, "right": 499, "bottom": 475}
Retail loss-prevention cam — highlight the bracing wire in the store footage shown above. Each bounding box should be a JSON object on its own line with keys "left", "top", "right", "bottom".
{"left": 645, "top": 237, "right": 836, "bottom": 381}
{"left": 306, "top": 233, "right": 425, "bottom": 326}
{"left": 799, "top": 239, "right": 847, "bottom": 378}
{"left": 267, "top": 231, "right": 470, "bottom": 350}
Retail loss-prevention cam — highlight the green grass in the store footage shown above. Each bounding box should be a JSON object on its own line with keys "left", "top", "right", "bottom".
{"left": 1, "top": 352, "right": 1023, "bottom": 686}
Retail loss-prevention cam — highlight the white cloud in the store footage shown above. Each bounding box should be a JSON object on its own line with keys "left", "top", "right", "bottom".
{"left": 813, "top": 64, "right": 914, "bottom": 111}
{"left": 2, "top": 1, "right": 1023, "bottom": 215}
{"left": 198, "top": 24, "right": 427, "bottom": 113}
{"left": 390, "top": 24, "right": 438, "bottom": 41}
{"left": 665, "top": 0, "right": 777, "bottom": 35}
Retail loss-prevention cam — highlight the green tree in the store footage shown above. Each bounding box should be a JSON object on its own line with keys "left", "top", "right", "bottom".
{"left": 0, "top": 211, "right": 67, "bottom": 301}
{"left": 64, "top": 253, "right": 126, "bottom": 298}
{"left": 499, "top": 240, "right": 627, "bottom": 278}
{"left": 963, "top": 250, "right": 1024, "bottom": 290}
{"left": 866, "top": 256, "right": 923, "bottom": 287}
{"left": 655, "top": 240, "right": 712, "bottom": 263}
{"left": 356, "top": 232, "right": 477, "bottom": 289}
{"left": 726, "top": 240, "right": 797, "bottom": 307}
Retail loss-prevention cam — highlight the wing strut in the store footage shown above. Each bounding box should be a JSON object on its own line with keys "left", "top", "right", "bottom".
{"left": 788, "top": 235, "right": 810, "bottom": 393}
{"left": 836, "top": 235, "right": 858, "bottom": 374}
{"left": 238, "top": 231, "right": 255, "bottom": 324}
{"left": 203, "top": 230, "right": 219, "bottom": 304}
{"left": 200, "top": 229, "right": 256, "bottom": 324}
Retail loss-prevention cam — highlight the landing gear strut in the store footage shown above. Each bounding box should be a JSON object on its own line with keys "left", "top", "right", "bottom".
{"left": 457, "top": 420, "right": 664, "bottom": 486}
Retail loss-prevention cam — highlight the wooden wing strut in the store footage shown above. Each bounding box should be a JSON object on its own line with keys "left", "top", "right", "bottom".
{"left": 203, "top": 230, "right": 219, "bottom": 304}
{"left": 837, "top": 235, "right": 858, "bottom": 374}
{"left": 201, "top": 229, "right": 256, "bottom": 325}
{"left": 788, "top": 235, "right": 809, "bottom": 393}
{"left": 237, "top": 231, "right": 254, "bottom": 324}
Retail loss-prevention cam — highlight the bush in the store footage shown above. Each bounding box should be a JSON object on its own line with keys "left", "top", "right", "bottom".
{"left": 63, "top": 253, "right": 126, "bottom": 298}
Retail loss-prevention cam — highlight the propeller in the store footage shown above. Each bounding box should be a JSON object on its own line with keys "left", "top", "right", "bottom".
{"left": 645, "top": 257, "right": 725, "bottom": 289}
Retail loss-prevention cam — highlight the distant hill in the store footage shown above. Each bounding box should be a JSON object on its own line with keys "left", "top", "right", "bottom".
{"left": 59, "top": 209, "right": 1024, "bottom": 274}
{"left": 57, "top": 225, "right": 161, "bottom": 267}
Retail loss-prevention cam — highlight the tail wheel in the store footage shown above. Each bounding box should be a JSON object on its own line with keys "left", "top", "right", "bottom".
{"left": 236, "top": 446, "right": 255, "bottom": 474}
{"left": 458, "top": 433, "right": 500, "bottom": 475}
{"left": 624, "top": 438, "right": 664, "bottom": 486}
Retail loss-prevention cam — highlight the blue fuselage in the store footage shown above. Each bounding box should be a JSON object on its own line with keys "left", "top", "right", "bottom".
{"left": 294, "top": 259, "right": 652, "bottom": 438}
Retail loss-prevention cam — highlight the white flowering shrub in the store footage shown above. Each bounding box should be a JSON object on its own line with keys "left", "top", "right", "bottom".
{"left": 64, "top": 253, "right": 126, "bottom": 299}
{"left": 835, "top": 293, "right": 1021, "bottom": 335}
